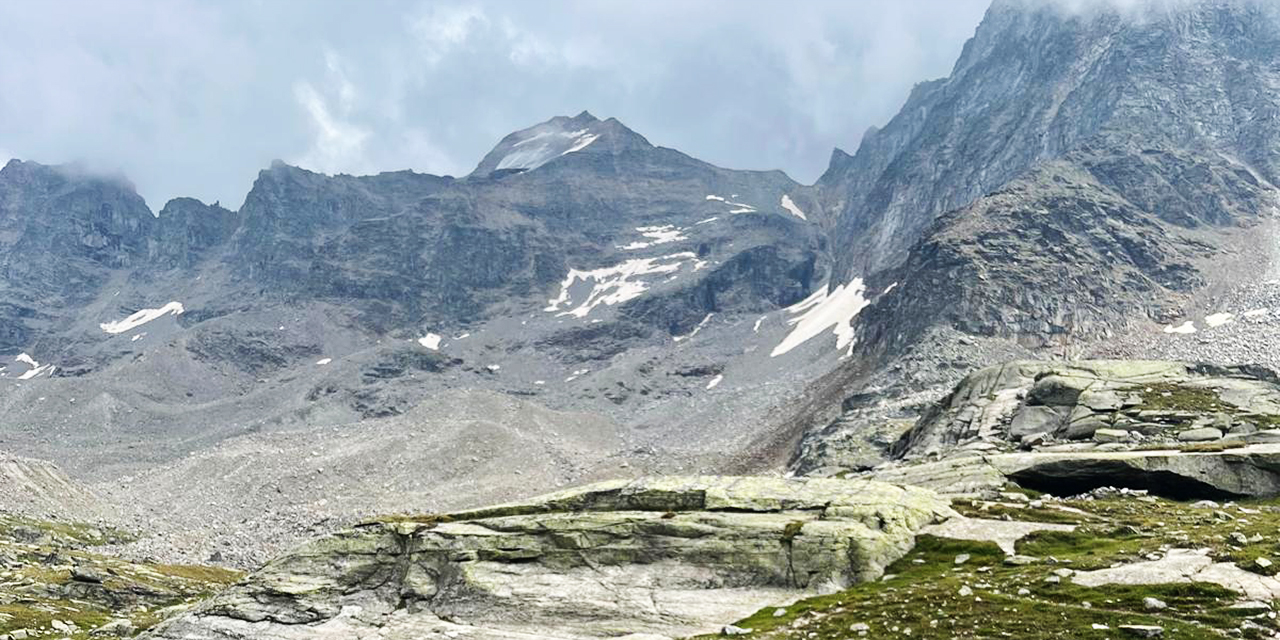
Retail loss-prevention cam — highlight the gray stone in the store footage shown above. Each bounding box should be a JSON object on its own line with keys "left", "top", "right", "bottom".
{"left": 1178, "top": 428, "right": 1224, "bottom": 442}
{"left": 1019, "top": 431, "right": 1051, "bottom": 450}
{"left": 142, "top": 476, "right": 955, "bottom": 640}
{"left": 1094, "top": 429, "right": 1131, "bottom": 444}
{"left": 1010, "top": 407, "right": 1064, "bottom": 439}
{"left": 1247, "top": 430, "right": 1280, "bottom": 444}
{"left": 1119, "top": 625, "right": 1163, "bottom": 638}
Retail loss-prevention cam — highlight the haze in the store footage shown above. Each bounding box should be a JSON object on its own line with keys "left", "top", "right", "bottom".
{"left": 0, "top": 0, "right": 1002, "bottom": 208}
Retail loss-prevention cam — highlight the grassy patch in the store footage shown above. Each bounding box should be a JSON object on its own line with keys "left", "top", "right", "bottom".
{"left": 1136, "top": 384, "right": 1229, "bottom": 413}
{"left": 697, "top": 493, "right": 1280, "bottom": 640}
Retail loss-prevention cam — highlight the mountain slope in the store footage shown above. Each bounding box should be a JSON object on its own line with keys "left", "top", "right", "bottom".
{"left": 793, "top": 0, "right": 1280, "bottom": 475}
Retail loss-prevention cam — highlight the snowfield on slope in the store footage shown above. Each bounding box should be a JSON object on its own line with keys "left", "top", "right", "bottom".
{"left": 100, "top": 302, "right": 185, "bottom": 334}
{"left": 772, "top": 280, "right": 870, "bottom": 357}
{"left": 496, "top": 126, "right": 599, "bottom": 172}
{"left": 544, "top": 253, "right": 697, "bottom": 318}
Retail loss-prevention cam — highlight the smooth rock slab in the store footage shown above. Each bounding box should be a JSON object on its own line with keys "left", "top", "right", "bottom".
{"left": 143, "top": 476, "right": 954, "bottom": 640}
{"left": 919, "top": 516, "right": 1076, "bottom": 555}
{"left": 1073, "top": 549, "right": 1280, "bottom": 601}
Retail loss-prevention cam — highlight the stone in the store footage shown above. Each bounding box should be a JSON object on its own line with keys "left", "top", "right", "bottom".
{"left": 1256, "top": 557, "right": 1273, "bottom": 570}
{"left": 958, "top": 585, "right": 973, "bottom": 596}
{"left": 90, "top": 620, "right": 135, "bottom": 637}
{"left": 70, "top": 566, "right": 104, "bottom": 584}
{"left": 1004, "top": 555, "right": 1039, "bottom": 566}
{"left": 1019, "top": 431, "right": 1050, "bottom": 450}
{"left": 850, "top": 622, "right": 870, "bottom": 635}
{"left": 919, "top": 516, "right": 1075, "bottom": 555}
{"left": 1028, "top": 375, "right": 1094, "bottom": 407}
{"left": 1229, "top": 601, "right": 1272, "bottom": 614}
{"left": 1119, "top": 625, "right": 1163, "bottom": 637}
{"left": 1073, "top": 549, "right": 1280, "bottom": 601}
{"left": 721, "top": 625, "right": 753, "bottom": 636}
{"left": 1178, "top": 428, "right": 1224, "bottom": 442}
{"left": 1093, "top": 428, "right": 1131, "bottom": 444}
{"left": 1142, "top": 596, "right": 1167, "bottom": 610}
{"left": 1010, "top": 406, "right": 1064, "bottom": 439}
{"left": 143, "top": 476, "right": 955, "bottom": 640}
{"left": 1247, "top": 430, "right": 1280, "bottom": 444}
{"left": 955, "top": 553, "right": 971, "bottom": 565}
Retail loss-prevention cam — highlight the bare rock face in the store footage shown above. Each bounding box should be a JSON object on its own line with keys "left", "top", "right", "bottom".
{"left": 0, "top": 450, "right": 109, "bottom": 521}
{"left": 870, "top": 360, "right": 1280, "bottom": 499}
{"left": 142, "top": 476, "right": 953, "bottom": 640}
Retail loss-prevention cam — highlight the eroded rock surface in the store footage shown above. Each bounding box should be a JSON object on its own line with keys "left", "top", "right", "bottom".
{"left": 142, "top": 476, "right": 953, "bottom": 640}
{"left": 868, "top": 361, "right": 1280, "bottom": 499}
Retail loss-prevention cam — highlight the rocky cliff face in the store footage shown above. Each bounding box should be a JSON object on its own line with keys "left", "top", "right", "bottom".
{"left": 794, "top": 0, "right": 1280, "bottom": 476}
{"left": 819, "top": 0, "right": 1280, "bottom": 284}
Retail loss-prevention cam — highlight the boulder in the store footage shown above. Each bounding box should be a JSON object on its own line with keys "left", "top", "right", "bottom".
{"left": 1178, "top": 428, "right": 1224, "bottom": 442}
{"left": 892, "top": 361, "right": 1280, "bottom": 459}
{"left": 143, "top": 476, "right": 954, "bottom": 640}
{"left": 871, "top": 444, "right": 1280, "bottom": 500}
{"left": 1093, "top": 429, "right": 1130, "bottom": 444}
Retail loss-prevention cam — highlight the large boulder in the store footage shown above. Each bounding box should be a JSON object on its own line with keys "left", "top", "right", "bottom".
{"left": 871, "top": 444, "right": 1280, "bottom": 500}
{"left": 893, "top": 361, "right": 1280, "bottom": 459}
{"left": 142, "top": 476, "right": 953, "bottom": 640}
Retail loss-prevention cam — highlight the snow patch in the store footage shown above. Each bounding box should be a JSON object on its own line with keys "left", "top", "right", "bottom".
{"left": 100, "top": 302, "right": 185, "bottom": 335}
{"left": 418, "top": 333, "right": 443, "bottom": 350}
{"left": 545, "top": 253, "right": 697, "bottom": 318}
{"left": 695, "top": 217, "right": 719, "bottom": 226}
{"left": 1164, "top": 321, "right": 1197, "bottom": 335}
{"left": 18, "top": 364, "right": 55, "bottom": 380}
{"left": 618, "top": 225, "right": 687, "bottom": 251}
{"left": 674, "top": 313, "right": 714, "bottom": 342}
{"left": 316, "top": 358, "right": 332, "bottom": 366}
{"left": 1205, "top": 313, "right": 1235, "bottom": 328}
{"left": 883, "top": 282, "right": 899, "bottom": 295}
{"left": 496, "top": 127, "right": 599, "bottom": 172}
{"left": 771, "top": 280, "right": 871, "bottom": 358}
{"left": 780, "top": 195, "right": 807, "bottom": 220}
{"left": 753, "top": 316, "right": 766, "bottom": 333}
{"left": 1244, "top": 309, "right": 1270, "bottom": 319}
{"left": 13, "top": 354, "right": 55, "bottom": 380}
{"left": 706, "top": 374, "right": 724, "bottom": 390}
{"left": 486, "top": 364, "right": 501, "bottom": 372}
{"left": 131, "top": 333, "right": 146, "bottom": 342}
{"left": 707, "top": 194, "right": 756, "bottom": 214}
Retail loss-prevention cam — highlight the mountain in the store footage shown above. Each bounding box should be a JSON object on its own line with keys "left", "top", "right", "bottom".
{"left": 792, "top": 0, "right": 1280, "bottom": 475}
{"left": 0, "top": 111, "right": 858, "bottom": 566}
{"left": 8, "top": 0, "right": 1280, "bottom": 638}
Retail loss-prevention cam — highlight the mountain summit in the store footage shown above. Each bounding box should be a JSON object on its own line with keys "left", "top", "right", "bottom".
{"left": 819, "top": 0, "right": 1280, "bottom": 283}
{"left": 469, "top": 111, "right": 653, "bottom": 177}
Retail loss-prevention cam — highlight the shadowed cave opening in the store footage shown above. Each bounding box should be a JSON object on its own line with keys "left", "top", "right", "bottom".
{"left": 1009, "top": 461, "right": 1243, "bottom": 501}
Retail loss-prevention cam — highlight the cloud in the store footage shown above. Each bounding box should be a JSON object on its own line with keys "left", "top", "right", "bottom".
{"left": 291, "top": 52, "right": 373, "bottom": 176}
{"left": 409, "top": 4, "right": 488, "bottom": 66}
{"left": 0, "top": 0, "right": 999, "bottom": 207}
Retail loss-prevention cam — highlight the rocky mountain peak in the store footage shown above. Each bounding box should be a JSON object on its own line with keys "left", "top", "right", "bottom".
{"left": 820, "top": 0, "right": 1280, "bottom": 284}
{"left": 469, "top": 111, "right": 652, "bottom": 177}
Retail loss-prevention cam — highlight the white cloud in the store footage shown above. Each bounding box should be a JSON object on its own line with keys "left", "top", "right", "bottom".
{"left": 292, "top": 78, "right": 372, "bottom": 176}
{"left": 409, "top": 4, "right": 488, "bottom": 66}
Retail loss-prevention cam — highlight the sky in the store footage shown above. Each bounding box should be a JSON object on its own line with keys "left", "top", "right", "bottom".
{"left": 0, "top": 0, "right": 995, "bottom": 209}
